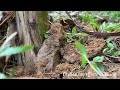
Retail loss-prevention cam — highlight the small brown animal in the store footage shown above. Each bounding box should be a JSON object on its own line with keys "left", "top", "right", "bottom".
{"left": 35, "top": 23, "right": 64, "bottom": 73}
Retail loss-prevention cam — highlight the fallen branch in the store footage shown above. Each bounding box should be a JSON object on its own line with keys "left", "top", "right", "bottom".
{"left": 65, "top": 11, "right": 120, "bottom": 38}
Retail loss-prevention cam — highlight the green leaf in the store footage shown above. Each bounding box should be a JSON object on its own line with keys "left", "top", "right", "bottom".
{"left": 100, "top": 22, "right": 106, "bottom": 30}
{"left": 111, "top": 41, "right": 118, "bottom": 50}
{"left": 0, "top": 45, "right": 34, "bottom": 57}
{"left": 75, "top": 33, "right": 88, "bottom": 37}
{"left": 90, "top": 22, "right": 100, "bottom": 29}
{"left": 72, "top": 27, "right": 77, "bottom": 35}
{"left": 87, "top": 14, "right": 94, "bottom": 22}
{"left": 96, "top": 63, "right": 104, "bottom": 73}
{"left": 81, "top": 55, "right": 87, "bottom": 68}
{"left": 75, "top": 41, "right": 87, "bottom": 55}
{"left": 114, "top": 51, "right": 120, "bottom": 56}
{"left": 93, "top": 56, "right": 104, "bottom": 62}
{"left": 0, "top": 73, "right": 7, "bottom": 79}
{"left": 44, "top": 33, "right": 49, "bottom": 39}
{"left": 107, "top": 23, "right": 118, "bottom": 28}
{"left": 92, "top": 63, "right": 104, "bottom": 73}
{"left": 107, "top": 43, "right": 114, "bottom": 49}
{"left": 105, "top": 23, "right": 120, "bottom": 32}
{"left": 92, "top": 62, "right": 97, "bottom": 68}
{"left": 106, "top": 38, "right": 112, "bottom": 43}
{"left": 75, "top": 41, "right": 88, "bottom": 68}
{"left": 103, "top": 48, "right": 112, "bottom": 54}
{"left": 102, "top": 22, "right": 106, "bottom": 29}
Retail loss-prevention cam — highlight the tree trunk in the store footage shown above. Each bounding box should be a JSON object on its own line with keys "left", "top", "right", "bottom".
{"left": 6, "top": 12, "right": 17, "bottom": 63}
{"left": 15, "top": 11, "right": 38, "bottom": 72}
{"left": 37, "top": 11, "right": 49, "bottom": 45}
{"left": 15, "top": 11, "right": 49, "bottom": 73}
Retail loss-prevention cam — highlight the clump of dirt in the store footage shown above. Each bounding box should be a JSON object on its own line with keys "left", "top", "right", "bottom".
{"left": 60, "top": 38, "right": 106, "bottom": 64}
{"left": 33, "top": 71, "right": 49, "bottom": 79}
{"left": 86, "top": 38, "right": 106, "bottom": 59}
{"left": 103, "top": 62, "right": 120, "bottom": 79}
{"left": 60, "top": 43, "right": 81, "bottom": 64}
{"left": 5, "top": 66, "right": 32, "bottom": 77}
{"left": 11, "top": 67, "right": 50, "bottom": 79}
{"left": 50, "top": 63, "right": 84, "bottom": 79}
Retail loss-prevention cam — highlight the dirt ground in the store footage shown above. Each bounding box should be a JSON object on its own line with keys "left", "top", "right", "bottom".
{"left": 6, "top": 62, "right": 120, "bottom": 79}
{"left": 4, "top": 37, "right": 120, "bottom": 79}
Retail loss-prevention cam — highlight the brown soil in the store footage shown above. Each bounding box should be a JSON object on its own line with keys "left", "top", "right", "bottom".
{"left": 4, "top": 38, "right": 110, "bottom": 79}
{"left": 5, "top": 34, "right": 120, "bottom": 79}
{"left": 86, "top": 38, "right": 106, "bottom": 59}
{"left": 7, "top": 62, "right": 120, "bottom": 79}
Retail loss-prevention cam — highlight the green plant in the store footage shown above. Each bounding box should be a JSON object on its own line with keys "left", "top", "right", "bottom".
{"left": 100, "top": 22, "right": 120, "bottom": 32}
{"left": 103, "top": 38, "right": 119, "bottom": 56}
{"left": 64, "top": 26, "right": 77, "bottom": 43}
{"left": 108, "top": 11, "right": 120, "bottom": 22}
{"left": 75, "top": 41, "right": 106, "bottom": 77}
{"left": 75, "top": 41, "right": 87, "bottom": 68}
{"left": 44, "top": 32, "right": 50, "bottom": 39}
{"left": 0, "top": 32, "right": 34, "bottom": 79}
{"left": 78, "top": 12, "right": 100, "bottom": 30}
{"left": 78, "top": 11, "right": 120, "bottom": 32}
{"left": 0, "top": 45, "right": 33, "bottom": 57}
{"left": 64, "top": 27, "right": 88, "bottom": 43}
{"left": 87, "top": 15, "right": 99, "bottom": 30}
{"left": 93, "top": 56, "right": 104, "bottom": 62}
{"left": 0, "top": 73, "right": 7, "bottom": 79}
{"left": 103, "top": 38, "right": 117, "bottom": 54}
{"left": 92, "top": 56, "right": 104, "bottom": 72}
{"left": 0, "top": 32, "right": 34, "bottom": 57}
{"left": 114, "top": 51, "right": 120, "bottom": 56}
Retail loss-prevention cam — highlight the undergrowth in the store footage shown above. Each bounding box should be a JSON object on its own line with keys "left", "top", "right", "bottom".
{"left": 0, "top": 32, "right": 33, "bottom": 79}
{"left": 63, "top": 11, "right": 120, "bottom": 78}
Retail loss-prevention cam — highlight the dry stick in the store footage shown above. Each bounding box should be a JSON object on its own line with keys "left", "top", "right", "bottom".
{"left": 48, "top": 20, "right": 53, "bottom": 25}
{"left": 65, "top": 11, "right": 120, "bottom": 38}
{"left": 65, "top": 11, "right": 108, "bottom": 79}
{"left": 0, "top": 32, "right": 17, "bottom": 52}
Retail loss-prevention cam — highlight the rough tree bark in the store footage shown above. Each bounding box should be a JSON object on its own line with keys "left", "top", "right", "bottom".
{"left": 15, "top": 11, "right": 37, "bottom": 72}
{"left": 15, "top": 11, "right": 49, "bottom": 73}
{"left": 6, "top": 11, "right": 16, "bottom": 63}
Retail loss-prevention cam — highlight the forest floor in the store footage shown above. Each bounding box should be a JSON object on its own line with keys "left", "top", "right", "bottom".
{"left": 1, "top": 11, "right": 120, "bottom": 79}
{"left": 7, "top": 38, "right": 120, "bottom": 79}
